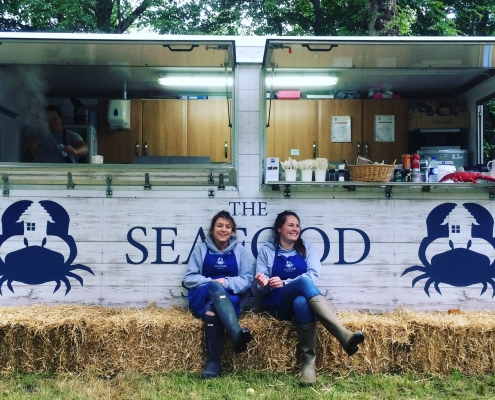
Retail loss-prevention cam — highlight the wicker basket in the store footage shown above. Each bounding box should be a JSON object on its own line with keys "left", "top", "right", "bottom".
{"left": 347, "top": 161, "right": 396, "bottom": 182}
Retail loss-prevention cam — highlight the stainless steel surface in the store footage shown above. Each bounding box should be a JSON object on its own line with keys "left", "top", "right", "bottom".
{"left": 0, "top": 34, "right": 236, "bottom": 98}
{"left": 264, "top": 38, "right": 495, "bottom": 98}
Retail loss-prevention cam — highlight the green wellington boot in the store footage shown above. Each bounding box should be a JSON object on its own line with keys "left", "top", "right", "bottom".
{"left": 210, "top": 292, "right": 253, "bottom": 353}
{"left": 200, "top": 315, "right": 224, "bottom": 379}
{"left": 296, "top": 321, "right": 317, "bottom": 386}
{"left": 308, "top": 295, "right": 364, "bottom": 356}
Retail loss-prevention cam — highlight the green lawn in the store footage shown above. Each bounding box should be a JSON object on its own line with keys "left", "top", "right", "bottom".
{"left": 0, "top": 370, "right": 494, "bottom": 399}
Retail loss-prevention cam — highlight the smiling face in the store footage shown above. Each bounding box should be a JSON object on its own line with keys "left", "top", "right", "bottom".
{"left": 212, "top": 217, "right": 233, "bottom": 251}
{"left": 277, "top": 215, "right": 301, "bottom": 249}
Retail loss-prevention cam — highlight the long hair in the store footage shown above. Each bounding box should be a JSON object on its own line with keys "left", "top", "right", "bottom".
{"left": 208, "top": 210, "right": 237, "bottom": 239}
{"left": 273, "top": 210, "right": 306, "bottom": 258}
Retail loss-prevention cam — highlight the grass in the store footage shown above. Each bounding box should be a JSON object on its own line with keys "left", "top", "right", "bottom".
{"left": 0, "top": 370, "right": 494, "bottom": 399}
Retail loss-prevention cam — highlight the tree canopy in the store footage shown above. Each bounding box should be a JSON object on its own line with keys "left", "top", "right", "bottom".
{"left": 1, "top": 0, "right": 495, "bottom": 36}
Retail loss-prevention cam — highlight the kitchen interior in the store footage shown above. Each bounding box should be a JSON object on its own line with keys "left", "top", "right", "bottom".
{"left": 0, "top": 39, "right": 235, "bottom": 166}
{"left": 0, "top": 37, "right": 493, "bottom": 184}
{"left": 262, "top": 39, "right": 490, "bottom": 182}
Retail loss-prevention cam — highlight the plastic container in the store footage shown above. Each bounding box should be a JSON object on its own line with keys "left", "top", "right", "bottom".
{"left": 301, "top": 170, "right": 313, "bottom": 182}
{"left": 428, "top": 156, "right": 439, "bottom": 183}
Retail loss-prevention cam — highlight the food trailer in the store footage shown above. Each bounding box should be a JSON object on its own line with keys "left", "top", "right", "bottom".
{"left": 1, "top": 34, "right": 495, "bottom": 312}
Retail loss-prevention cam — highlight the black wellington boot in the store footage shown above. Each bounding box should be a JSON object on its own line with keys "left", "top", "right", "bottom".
{"left": 210, "top": 292, "right": 253, "bottom": 353}
{"left": 296, "top": 321, "right": 317, "bottom": 386}
{"left": 200, "top": 314, "right": 224, "bottom": 379}
{"left": 308, "top": 295, "right": 364, "bottom": 356}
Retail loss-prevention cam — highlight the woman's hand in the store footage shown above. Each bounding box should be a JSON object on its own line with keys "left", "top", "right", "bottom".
{"left": 29, "top": 142, "right": 40, "bottom": 155}
{"left": 212, "top": 278, "right": 226, "bottom": 286}
{"left": 254, "top": 272, "right": 269, "bottom": 287}
{"left": 268, "top": 276, "right": 284, "bottom": 289}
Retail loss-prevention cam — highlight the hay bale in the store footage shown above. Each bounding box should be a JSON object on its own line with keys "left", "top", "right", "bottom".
{"left": 0, "top": 305, "right": 494, "bottom": 376}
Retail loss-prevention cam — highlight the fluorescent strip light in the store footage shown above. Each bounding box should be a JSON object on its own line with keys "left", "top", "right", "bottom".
{"left": 158, "top": 75, "right": 233, "bottom": 86}
{"left": 266, "top": 75, "right": 338, "bottom": 87}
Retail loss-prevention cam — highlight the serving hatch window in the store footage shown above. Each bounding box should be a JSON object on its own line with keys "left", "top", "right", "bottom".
{"left": 0, "top": 37, "right": 235, "bottom": 168}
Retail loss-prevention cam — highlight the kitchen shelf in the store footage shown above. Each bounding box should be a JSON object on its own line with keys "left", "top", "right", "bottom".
{"left": 263, "top": 180, "right": 495, "bottom": 200}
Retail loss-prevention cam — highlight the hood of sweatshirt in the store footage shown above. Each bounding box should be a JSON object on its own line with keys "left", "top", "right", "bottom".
{"left": 205, "top": 235, "right": 238, "bottom": 254}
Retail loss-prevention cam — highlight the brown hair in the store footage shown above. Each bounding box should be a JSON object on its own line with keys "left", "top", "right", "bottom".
{"left": 45, "top": 104, "right": 62, "bottom": 118}
{"left": 273, "top": 210, "right": 306, "bottom": 258}
{"left": 208, "top": 210, "right": 237, "bottom": 239}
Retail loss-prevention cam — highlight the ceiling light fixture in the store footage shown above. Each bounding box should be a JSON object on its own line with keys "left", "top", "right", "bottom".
{"left": 266, "top": 75, "right": 338, "bottom": 87}
{"left": 158, "top": 74, "right": 233, "bottom": 87}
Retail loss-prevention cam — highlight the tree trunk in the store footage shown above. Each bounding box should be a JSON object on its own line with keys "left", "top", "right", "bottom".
{"left": 368, "top": 0, "right": 398, "bottom": 36}
{"left": 94, "top": 0, "right": 151, "bottom": 33}
{"left": 310, "top": 0, "right": 323, "bottom": 36}
{"left": 95, "top": 0, "right": 114, "bottom": 33}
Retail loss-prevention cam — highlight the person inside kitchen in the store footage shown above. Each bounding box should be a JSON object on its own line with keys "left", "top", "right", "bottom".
{"left": 28, "top": 105, "right": 88, "bottom": 163}
{"left": 255, "top": 210, "right": 365, "bottom": 386}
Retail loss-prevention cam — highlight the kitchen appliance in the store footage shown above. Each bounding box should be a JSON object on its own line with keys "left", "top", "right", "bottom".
{"left": 417, "top": 146, "right": 468, "bottom": 169}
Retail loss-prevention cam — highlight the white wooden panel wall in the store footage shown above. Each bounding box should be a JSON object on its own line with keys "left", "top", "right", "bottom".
{"left": 0, "top": 191, "right": 495, "bottom": 312}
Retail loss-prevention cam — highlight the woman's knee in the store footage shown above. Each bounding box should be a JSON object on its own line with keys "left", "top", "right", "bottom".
{"left": 207, "top": 281, "right": 225, "bottom": 296}
{"left": 295, "top": 278, "right": 321, "bottom": 298}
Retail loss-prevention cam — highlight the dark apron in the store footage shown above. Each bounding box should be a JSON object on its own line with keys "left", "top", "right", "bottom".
{"left": 264, "top": 245, "right": 308, "bottom": 307}
{"left": 188, "top": 248, "right": 241, "bottom": 317}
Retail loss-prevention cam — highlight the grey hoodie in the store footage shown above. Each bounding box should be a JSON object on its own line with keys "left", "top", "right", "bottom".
{"left": 256, "top": 239, "right": 320, "bottom": 294}
{"left": 183, "top": 236, "right": 253, "bottom": 295}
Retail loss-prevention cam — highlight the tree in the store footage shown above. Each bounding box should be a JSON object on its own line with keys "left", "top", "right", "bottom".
{"left": 0, "top": 0, "right": 157, "bottom": 33}
{"left": 2, "top": 0, "right": 495, "bottom": 36}
{"left": 137, "top": 0, "right": 244, "bottom": 35}
{"left": 368, "top": 0, "right": 399, "bottom": 35}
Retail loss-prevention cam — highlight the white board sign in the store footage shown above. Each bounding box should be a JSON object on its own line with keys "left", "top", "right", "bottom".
{"left": 0, "top": 193, "right": 495, "bottom": 312}
{"left": 265, "top": 157, "right": 280, "bottom": 182}
{"left": 331, "top": 116, "right": 352, "bottom": 142}
{"left": 374, "top": 115, "right": 395, "bottom": 142}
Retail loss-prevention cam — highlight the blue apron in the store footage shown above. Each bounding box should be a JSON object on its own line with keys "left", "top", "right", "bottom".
{"left": 188, "top": 248, "right": 241, "bottom": 317}
{"left": 264, "top": 245, "right": 308, "bottom": 307}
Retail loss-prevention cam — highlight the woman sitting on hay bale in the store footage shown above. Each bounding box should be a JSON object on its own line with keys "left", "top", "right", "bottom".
{"left": 255, "top": 210, "right": 365, "bottom": 386}
{"left": 183, "top": 210, "right": 253, "bottom": 379}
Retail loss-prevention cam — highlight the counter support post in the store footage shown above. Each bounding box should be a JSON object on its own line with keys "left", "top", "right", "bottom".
{"left": 2, "top": 174, "right": 8, "bottom": 197}
{"left": 106, "top": 175, "right": 113, "bottom": 198}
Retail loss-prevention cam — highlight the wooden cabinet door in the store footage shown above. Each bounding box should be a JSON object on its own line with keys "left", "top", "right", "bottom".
{"left": 187, "top": 99, "right": 231, "bottom": 162}
{"left": 318, "top": 99, "right": 363, "bottom": 163}
{"left": 362, "top": 99, "right": 408, "bottom": 164}
{"left": 266, "top": 100, "right": 317, "bottom": 161}
{"left": 98, "top": 99, "right": 142, "bottom": 163}
{"left": 142, "top": 100, "right": 187, "bottom": 156}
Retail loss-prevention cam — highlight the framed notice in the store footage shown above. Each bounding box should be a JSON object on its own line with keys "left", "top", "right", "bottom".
{"left": 374, "top": 115, "right": 395, "bottom": 142}
{"left": 331, "top": 116, "right": 352, "bottom": 142}
{"left": 265, "top": 157, "right": 280, "bottom": 182}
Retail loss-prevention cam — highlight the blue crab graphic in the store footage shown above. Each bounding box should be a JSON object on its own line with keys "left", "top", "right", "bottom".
{"left": 0, "top": 200, "right": 94, "bottom": 295}
{"left": 401, "top": 203, "right": 495, "bottom": 297}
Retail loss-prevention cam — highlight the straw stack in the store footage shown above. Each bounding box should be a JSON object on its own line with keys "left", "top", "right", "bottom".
{"left": 0, "top": 305, "right": 494, "bottom": 376}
